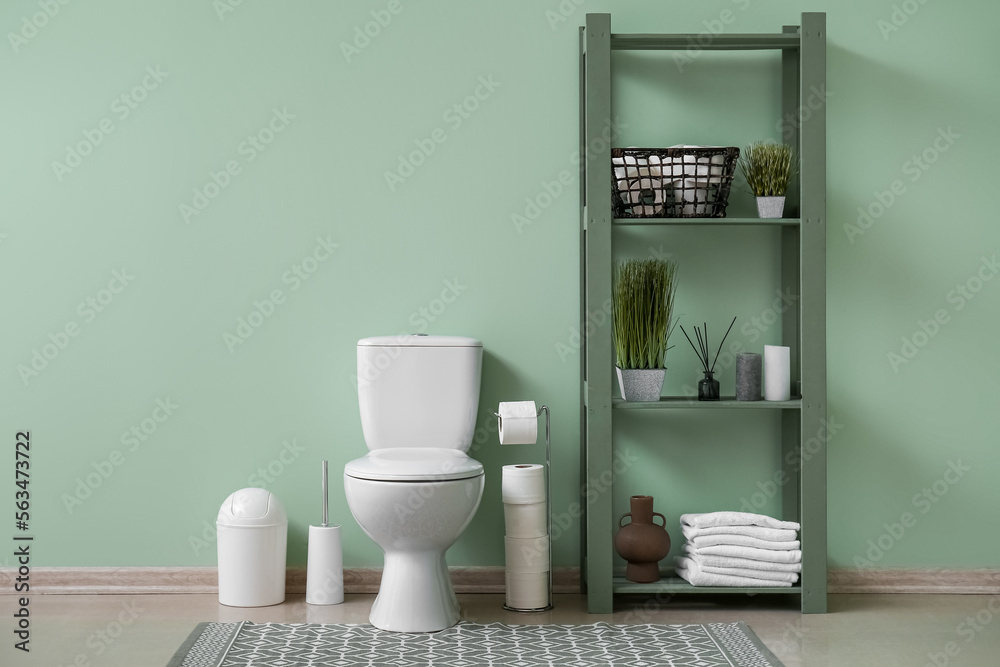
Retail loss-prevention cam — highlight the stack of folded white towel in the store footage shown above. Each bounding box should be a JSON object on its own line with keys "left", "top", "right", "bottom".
{"left": 675, "top": 511, "right": 801, "bottom": 587}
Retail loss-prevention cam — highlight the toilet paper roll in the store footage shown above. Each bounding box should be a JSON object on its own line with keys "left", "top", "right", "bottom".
{"left": 505, "top": 571, "right": 550, "bottom": 610}
{"left": 306, "top": 525, "right": 344, "bottom": 605}
{"left": 764, "top": 345, "right": 791, "bottom": 402}
{"left": 498, "top": 401, "right": 537, "bottom": 445}
{"left": 504, "top": 501, "right": 548, "bottom": 538}
{"left": 502, "top": 464, "right": 546, "bottom": 504}
{"left": 505, "top": 535, "right": 550, "bottom": 574}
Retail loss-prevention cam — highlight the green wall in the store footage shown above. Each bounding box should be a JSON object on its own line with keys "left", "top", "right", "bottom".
{"left": 2, "top": 0, "right": 997, "bottom": 573}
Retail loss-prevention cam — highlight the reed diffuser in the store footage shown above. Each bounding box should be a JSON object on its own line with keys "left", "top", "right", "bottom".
{"left": 679, "top": 317, "right": 737, "bottom": 401}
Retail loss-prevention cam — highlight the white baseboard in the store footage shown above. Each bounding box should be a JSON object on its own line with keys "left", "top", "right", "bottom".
{"left": 2, "top": 566, "right": 997, "bottom": 596}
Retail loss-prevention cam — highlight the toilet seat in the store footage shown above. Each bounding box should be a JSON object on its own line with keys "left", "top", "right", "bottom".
{"left": 344, "top": 447, "right": 483, "bottom": 482}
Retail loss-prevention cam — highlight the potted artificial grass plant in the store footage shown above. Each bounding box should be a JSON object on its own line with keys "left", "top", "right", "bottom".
{"left": 739, "top": 141, "right": 793, "bottom": 218}
{"left": 613, "top": 258, "right": 678, "bottom": 402}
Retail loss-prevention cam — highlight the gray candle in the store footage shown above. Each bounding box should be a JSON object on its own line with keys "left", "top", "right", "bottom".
{"left": 736, "top": 353, "right": 762, "bottom": 401}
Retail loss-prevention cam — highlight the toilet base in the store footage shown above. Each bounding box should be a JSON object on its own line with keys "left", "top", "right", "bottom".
{"left": 370, "top": 550, "right": 459, "bottom": 632}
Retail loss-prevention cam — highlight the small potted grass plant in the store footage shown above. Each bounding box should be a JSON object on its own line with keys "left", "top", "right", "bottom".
{"left": 613, "top": 258, "right": 678, "bottom": 401}
{"left": 739, "top": 141, "right": 793, "bottom": 218}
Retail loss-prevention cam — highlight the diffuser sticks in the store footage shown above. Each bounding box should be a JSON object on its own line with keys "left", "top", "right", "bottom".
{"left": 680, "top": 317, "right": 737, "bottom": 401}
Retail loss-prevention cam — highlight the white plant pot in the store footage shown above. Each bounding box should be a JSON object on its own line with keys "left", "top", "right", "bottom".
{"left": 616, "top": 367, "right": 665, "bottom": 402}
{"left": 756, "top": 196, "right": 785, "bottom": 218}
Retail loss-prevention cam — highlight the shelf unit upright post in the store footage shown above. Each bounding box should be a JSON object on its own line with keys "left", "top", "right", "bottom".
{"left": 579, "top": 13, "right": 827, "bottom": 614}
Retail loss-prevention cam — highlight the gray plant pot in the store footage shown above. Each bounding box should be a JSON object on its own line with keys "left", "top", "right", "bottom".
{"left": 616, "top": 367, "right": 665, "bottom": 402}
{"left": 756, "top": 196, "right": 785, "bottom": 218}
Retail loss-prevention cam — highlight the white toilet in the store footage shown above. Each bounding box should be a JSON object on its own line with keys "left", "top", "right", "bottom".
{"left": 344, "top": 335, "right": 485, "bottom": 632}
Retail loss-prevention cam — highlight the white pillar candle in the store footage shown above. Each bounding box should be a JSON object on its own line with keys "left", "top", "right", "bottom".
{"left": 764, "top": 345, "right": 791, "bottom": 401}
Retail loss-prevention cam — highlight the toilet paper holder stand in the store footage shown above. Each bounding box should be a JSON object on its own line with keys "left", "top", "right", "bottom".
{"left": 495, "top": 404, "right": 552, "bottom": 612}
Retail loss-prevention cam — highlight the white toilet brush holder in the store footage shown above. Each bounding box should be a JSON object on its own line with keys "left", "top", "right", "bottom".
{"left": 306, "top": 461, "right": 344, "bottom": 605}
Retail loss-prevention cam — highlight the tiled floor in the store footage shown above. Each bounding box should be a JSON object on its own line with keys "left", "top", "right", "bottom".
{"left": 4, "top": 592, "right": 999, "bottom": 666}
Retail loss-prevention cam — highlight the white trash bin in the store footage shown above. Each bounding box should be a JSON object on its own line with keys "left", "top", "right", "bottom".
{"left": 217, "top": 488, "right": 287, "bottom": 607}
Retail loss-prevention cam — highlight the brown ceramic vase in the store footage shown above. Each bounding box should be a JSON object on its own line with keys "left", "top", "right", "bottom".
{"left": 613, "top": 495, "right": 671, "bottom": 583}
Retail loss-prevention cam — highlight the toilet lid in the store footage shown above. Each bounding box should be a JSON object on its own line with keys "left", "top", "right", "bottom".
{"left": 344, "top": 447, "right": 484, "bottom": 482}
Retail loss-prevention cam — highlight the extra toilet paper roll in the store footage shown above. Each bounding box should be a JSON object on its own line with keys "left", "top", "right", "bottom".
{"left": 306, "top": 525, "right": 344, "bottom": 605}
{"left": 505, "top": 535, "right": 550, "bottom": 574}
{"left": 764, "top": 345, "right": 791, "bottom": 402}
{"left": 504, "top": 501, "right": 548, "bottom": 538}
{"left": 506, "top": 571, "right": 550, "bottom": 610}
{"left": 498, "top": 401, "right": 537, "bottom": 445}
{"left": 502, "top": 464, "right": 546, "bottom": 504}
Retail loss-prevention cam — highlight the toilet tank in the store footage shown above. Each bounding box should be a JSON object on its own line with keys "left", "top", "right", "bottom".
{"left": 357, "top": 335, "right": 483, "bottom": 451}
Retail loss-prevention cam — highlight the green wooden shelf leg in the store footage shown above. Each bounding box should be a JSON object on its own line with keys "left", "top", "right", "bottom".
{"left": 798, "top": 11, "right": 828, "bottom": 614}
{"left": 583, "top": 12, "right": 614, "bottom": 615}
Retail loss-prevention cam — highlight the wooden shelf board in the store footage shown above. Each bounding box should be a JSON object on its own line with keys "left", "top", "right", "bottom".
{"left": 613, "top": 397, "right": 803, "bottom": 410}
{"left": 611, "top": 33, "right": 800, "bottom": 51}
{"left": 613, "top": 575, "right": 801, "bottom": 595}
{"left": 613, "top": 217, "right": 801, "bottom": 227}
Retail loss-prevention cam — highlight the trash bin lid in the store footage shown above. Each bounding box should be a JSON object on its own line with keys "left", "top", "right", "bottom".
{"left": 217, "top": 488, "right": 287, "bottom": 527}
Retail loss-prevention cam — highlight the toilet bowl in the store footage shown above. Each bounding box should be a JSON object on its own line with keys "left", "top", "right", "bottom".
{"left": 344, "top": 335, "right": 484, "bottom": 632}
{"left": 344, "top": 448, "right": 483, "bottom": 632}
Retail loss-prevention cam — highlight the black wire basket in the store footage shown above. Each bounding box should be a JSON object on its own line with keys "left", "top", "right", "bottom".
{"left": 611, "top": 146, "right": 740, "bottom": 218}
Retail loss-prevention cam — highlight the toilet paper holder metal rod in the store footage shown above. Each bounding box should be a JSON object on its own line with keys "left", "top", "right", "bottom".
{"left": 495, "top": 404, "right": 552, "bottom": 611}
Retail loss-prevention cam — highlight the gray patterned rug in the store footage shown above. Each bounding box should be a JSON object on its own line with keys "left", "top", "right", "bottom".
{"left": 167, "top": 621, "right": 784, "bottom": 666}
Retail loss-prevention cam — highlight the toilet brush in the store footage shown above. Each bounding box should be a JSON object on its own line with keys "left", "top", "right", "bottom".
{"left": 306, "top": 460, "right": 344, "bottom": 605}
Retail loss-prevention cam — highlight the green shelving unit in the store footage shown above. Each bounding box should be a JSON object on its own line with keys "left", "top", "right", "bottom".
{"left": 580, "top": 13, "right": 827, "bottom": 614}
